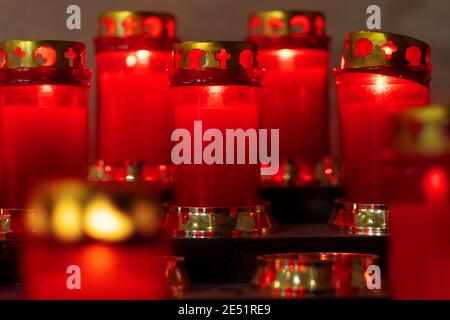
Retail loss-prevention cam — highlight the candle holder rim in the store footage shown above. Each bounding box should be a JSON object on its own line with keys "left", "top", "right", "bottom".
{"left": 164, "top": 200, "right": 270, "bottom": 211}
{"left": 98, "top": 10, "right": 175, "bottom": 19}
{"left": 174, "top": 40, "right": 257, "bottom": 51}
{"left": 256, "top": 252, "right": 380, "bottom": 263}
{"left": 346, "top": 30, "right": 430, "bottom": 48}
{"left": 249, "top": 9, "right": 325, "bottom": 17}
{"left": 332, "top": 198, "right": 389, "bottom": 210}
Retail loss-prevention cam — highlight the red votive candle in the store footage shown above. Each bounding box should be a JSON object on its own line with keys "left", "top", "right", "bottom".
{"left": 247, "top": 10, "right": 333, "bottom": 186}
{"left": 0, "top": 40, "right": 91, "bottom": 209}
{"left": 164, "top": 41, "right": 274, "bottom": 238}
{"left": 331, "top": 31, "right": 431, "bottom": 233}
{"left": 385, "top": 105, "right": 450, "bottom": 299}
{"left": 94, "top": 11, "right": 177, "bottom": 184}
{"left": 22, "top": 181, "right": 169, "bottom": 300}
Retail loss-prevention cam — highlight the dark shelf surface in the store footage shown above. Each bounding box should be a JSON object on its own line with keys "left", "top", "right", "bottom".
{"left": 0, "top": 283, "right": 387, "bottom": 300}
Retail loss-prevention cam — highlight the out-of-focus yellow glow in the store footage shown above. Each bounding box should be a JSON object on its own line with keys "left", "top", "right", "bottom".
{"left": 26, "top": 211, "right": 48, "bottom": 236}
{"left": 84, "top": 197, "right": 134, "bottom": 242}
{"left": 52, "top": 199, "right": 83, "bottom": 242}
{"left": 132, "top": 201, "right": 161, "bottom": 237}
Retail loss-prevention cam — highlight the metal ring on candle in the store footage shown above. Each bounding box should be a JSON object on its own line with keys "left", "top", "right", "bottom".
{"left": 0, "top": 208, "right": 40, "bottom": 240}
{"left": 247, "top": 10, "right": 329, "bottom": 50}
{"left": 339, "top": 31, "right": 430, "bottom": 69}
{"left": 88, "top": 160, "right": 173, "bottom": 184}
{"left": 260, "top": 157, "right": 341, "bottom": 187}
{"left": 170, "top": 41, "right": 263, "bottom": 85}
{"left": 97, "top": 11, "right": 176, "bottom": 38}
{"left": 329, "top": 199, "right": 389, "bottom": 236}
{"left": 95, "top": 11, "right": 178, "bottom": 52}
{"left": 0, "top": 40, "right": 91, "bottom": 86}
{"left": 251, "top": 252, "right": 381, "bottom": 298}
{"left": 163, "top": 201, "right": 275, "bottom": 238}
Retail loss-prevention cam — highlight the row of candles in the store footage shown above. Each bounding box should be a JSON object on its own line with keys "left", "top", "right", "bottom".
{"left": 0, "top": 9, "right": 447, "bottom": 299}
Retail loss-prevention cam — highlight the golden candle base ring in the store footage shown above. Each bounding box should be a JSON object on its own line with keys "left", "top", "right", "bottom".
{"left": 329, "top": 199, "right": 389, "bottom": 236}
{"left": 163, "top": 201, "right": 275, "bottom": 238}
{"left": 252, "top": 252, "right": 380, "bottom": 298}
{"left": 165, "top": 256, "right": 189, "bottom": 298}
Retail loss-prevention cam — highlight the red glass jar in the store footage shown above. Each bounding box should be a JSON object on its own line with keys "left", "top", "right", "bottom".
{"left": 384, "top": 105, "right": 450, "bottom": 299}
{"left": 22, "top": 181, "right": 169, "bottom": 299}
{"left": 330, "top": 31, "right": 431, "bottom": 234}
{"left": 0, "top": 40, "right": 91, "bottom": 209}
{"left": 94, "top": 11, "right": 177, "bottom": 184}
{"left": 164, "top": 41, "right": 274, "bottom": 238}
{"left": 247, "top": 10, "right": 333, "bottom": 186}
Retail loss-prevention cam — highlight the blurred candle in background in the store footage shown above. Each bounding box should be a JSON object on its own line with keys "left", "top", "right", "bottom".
{"left": 164, "top": 41, "right": 274, "bottom": 238}
{"left": 23, "top": 181, "right": 169, "bottom": 300}
{"left": 330, "top": 31, "right": 431, "bottom": 235}
{"left": 385, "top": 105, "right": 450, "bottom": 299}
{"left": 247, "top": 10, "right": 333, "bottom": 186}
{"left": 0, "top": 40, "right": 91, "bottom": 210}
{"left": 94, "top": 11, "right": 177, "bottom": 185}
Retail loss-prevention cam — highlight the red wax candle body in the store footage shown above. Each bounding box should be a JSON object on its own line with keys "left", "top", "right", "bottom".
{"left": 173, "top": 86, "right": 260, "bottom": 207}
{"left": 23, "top": 242, "right": 167, "bottom": 299}
{"left": 0, "top": 85, "right": 88, "bottom": 208}
{"left": 259, "top": 49, "right": 329, "bottom": 183}
{"left": 96, "top": 49, "right": 173, "bottom": 180}
{"left": 385, "top": 157, "right": 450, "bottom": 299}
{"left": 336, "top": 74, "right": 429, "bottom": 204}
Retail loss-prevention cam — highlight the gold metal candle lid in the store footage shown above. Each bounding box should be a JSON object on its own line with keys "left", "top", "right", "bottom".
{"left": 173, "top": 41, "right": 258, "bottom": 70}
{"left": 393, "top": 105, "right": 450, "bottom": 156}
{"left": 97, "top": 11, "right": 176, "bottom": 39}
{"left": 0, "top": 40, "right": 87, "bottom": 69}
{"left": 248, "top": 10, "right": 325, "bottom": 37}
{"left": 340, "top": 31, "right": 431, "bottom": 69}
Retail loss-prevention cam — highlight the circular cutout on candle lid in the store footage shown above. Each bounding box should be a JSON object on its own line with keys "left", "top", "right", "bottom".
{"left": 247, "top": 10, "right": 329, "bottom": 50}
{"left": 173, "top": 41, "right": 258, "bottom": 70}
{"left": 339, "top": 31, "right": 430, "bottom": 70}
{"left": 0, "top": 40, "right": 87, "bottom": 70}
{"left": 0, "top": 40, "right": 91, "bottom": 86}
{"left": 392, "top": 105, "right": 450, "bottom": 157}
{"left": 97, "top": 11, "right": 176, "bottom": 38}
{"left": 170, "top": 41, "right": 263, "bottom": 86}
{"left": 329, "top": 199, "right": 389, "bottom": 236}
{"left": 163, "top": 201, "right": 275, "bottom": 238}
{"left": 251, "top": 252, "right": 381, "bottom": 298}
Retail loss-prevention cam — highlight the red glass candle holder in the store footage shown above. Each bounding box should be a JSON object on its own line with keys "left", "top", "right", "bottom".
{"left": 384, "top": 105, "right": 450, "bottom": 299}
{"left": 22, "top": 181, "right": 169, "bottom": 300}
{"left": 94, "top": 11, "right": 177, "bottom": 185}
{"left": 247, "top": 10, "right": 335, "bottom": 186}
{"left": 164, "top": 41, "right": 275, "bottom": 238}
{"left": 330, "top": 31, "right": 431, "bottom": 235}
{"left": 0, "top": 40, "right": 91, "bottom": 210}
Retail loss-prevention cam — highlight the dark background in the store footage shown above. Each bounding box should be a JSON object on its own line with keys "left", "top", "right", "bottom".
{"left": 1, "top": 0, "right": 449, "bottom": 158}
